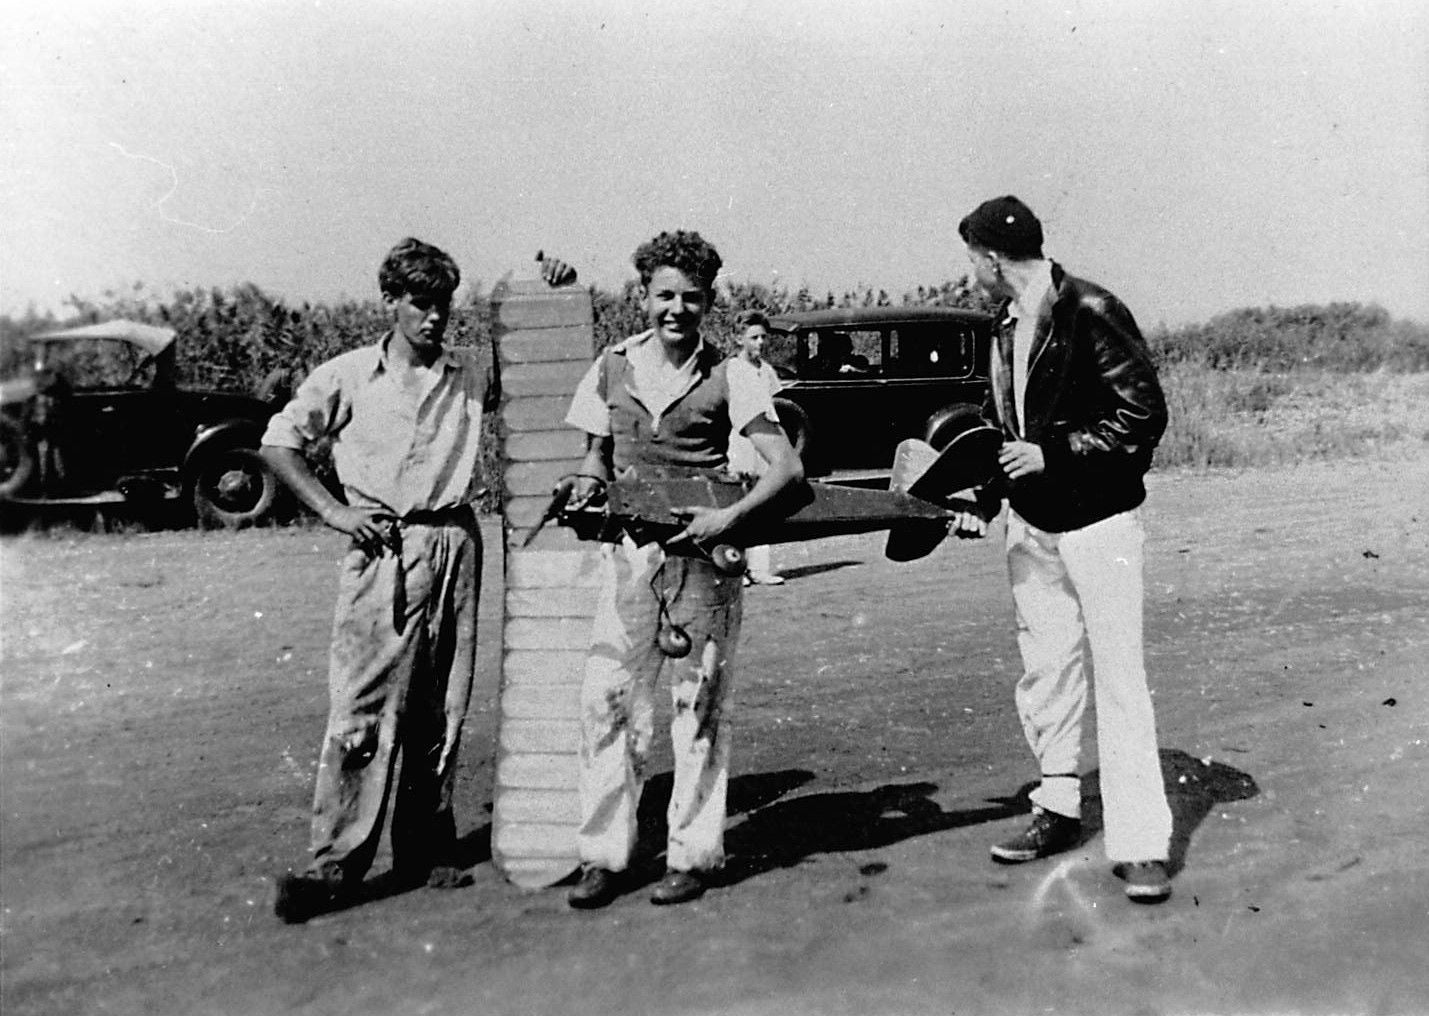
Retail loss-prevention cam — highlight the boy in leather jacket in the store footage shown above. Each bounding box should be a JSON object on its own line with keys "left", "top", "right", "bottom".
{"left": 950, "top": 195, "right": 1175, "bottom": 903}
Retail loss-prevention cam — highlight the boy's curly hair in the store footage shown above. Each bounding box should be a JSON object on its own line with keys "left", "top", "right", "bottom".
{"left": 379, "top": 238, "right": 461, "bottom": 300}
{"left": 632, "top": 230, "right": 723, "bottom": 291}
{"left": 736, "top": 309, "right": 770, "bottom": 330}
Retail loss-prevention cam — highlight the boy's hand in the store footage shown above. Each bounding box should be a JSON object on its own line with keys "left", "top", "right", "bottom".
{"left": 669, "top": 505, "right": 740, "bottom": 546}
{"left": 998, "top": 440, "right": 1045, "bottom": 480}
{"left": 325, "top": 505, "right": 400, "bottom": 555}
{"left": 950, "top": 510, "right": 988, "bottom": 540}
{"left": 535, "top": 251, "right": 578, "bottom": 287}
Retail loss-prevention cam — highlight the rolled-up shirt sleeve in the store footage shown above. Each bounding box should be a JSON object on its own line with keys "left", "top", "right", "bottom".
{"left": 726, "top": 357, "right": 779, "bottom": 437}
{"left": 261, "top": 361, "right": 344, "bottom": 451}
{"left": 564, "top": 358, "right": 610, "bottom": 437}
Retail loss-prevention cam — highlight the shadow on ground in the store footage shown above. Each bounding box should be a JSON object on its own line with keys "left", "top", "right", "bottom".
{"left": 631, "top": 768, "right": 1017, "bottom": 889}
{"left": 296, "top": 748, "right": 1259, "bottom": 916}
{"left": 628, "top": 749, "right": 1257, "bottom": 891}
{"left": 773, "top": 560, "right": 863, "bottom": 582}
{"left": 1080, "top": 748, "right": 1259, "bottom": 873}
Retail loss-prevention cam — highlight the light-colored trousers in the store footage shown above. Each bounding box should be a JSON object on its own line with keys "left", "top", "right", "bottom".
{"left": 307, "top": 519, "right": 480, "bottom": 881}
{"left": 1005, "top": 508, "right": 1172, "bottom": 863}
{"left": 577, "top": 539, "right": 743, "bottom": 873}
{"left": 745, "top": 543, "right": 776, "bottom": 580}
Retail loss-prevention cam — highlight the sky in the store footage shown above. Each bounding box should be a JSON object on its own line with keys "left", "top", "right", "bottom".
{"left": 2, "top": 0, "right": 1426, "bottom": 328}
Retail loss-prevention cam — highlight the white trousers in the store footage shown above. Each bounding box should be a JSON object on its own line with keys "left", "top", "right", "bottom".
{"left": 577, "top": 539, "right": 743, "bottom": 873}
{"left": 745, "top": 543, "right": 777, "bottom": 580}
{"left": 1006, "top": 508, "right": 1172, "bottom": 862}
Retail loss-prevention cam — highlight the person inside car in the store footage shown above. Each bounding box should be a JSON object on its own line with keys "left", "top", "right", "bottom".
{"left": 810, "top": 331, "right": 870, "bottom": 376}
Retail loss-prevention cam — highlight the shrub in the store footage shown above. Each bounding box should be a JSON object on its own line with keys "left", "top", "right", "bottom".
{"left": 5, "top": 285, "right": 1426, "bottom": 511}
{"left": 1149, "top": 302, "right": 1429, "bottom": 372}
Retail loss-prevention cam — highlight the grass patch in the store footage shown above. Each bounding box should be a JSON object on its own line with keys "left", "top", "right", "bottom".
{"left": 1157, "top": 366, "right": 1429, "bottom": 470}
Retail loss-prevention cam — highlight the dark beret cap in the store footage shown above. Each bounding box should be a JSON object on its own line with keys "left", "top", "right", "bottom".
{"left": 958, "top": 195, "right": 1044, "bottom": 259}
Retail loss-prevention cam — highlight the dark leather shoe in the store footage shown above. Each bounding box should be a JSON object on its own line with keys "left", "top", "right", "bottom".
{"left": 990, "top": 808, "right": 1082, "bottom": 863}
{"left": 650, "top": 869, "right": 706, "bottom": 905}
{"left": 567, "top": 866, "right": 620, "bottom": 909}
{"left": 1114, "top": 860, "right": 1172, "bottom": 903}
{"left": 273, "top": 869, "right": 348, "bottom": 924}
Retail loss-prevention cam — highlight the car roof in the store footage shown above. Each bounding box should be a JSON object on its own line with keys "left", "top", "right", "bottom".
{"left": 767, "top": 306, "right": 992, "bottom": 331}
{"left": 30, "top": 320, "right": 177, "bottom": 356}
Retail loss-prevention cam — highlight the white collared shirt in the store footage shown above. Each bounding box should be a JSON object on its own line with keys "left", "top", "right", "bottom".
{"left": 261, "top": 334, "right": 492, "bottom": 514}
{"left": 1007, "top": 263, "right": 1055, "bottom": 435}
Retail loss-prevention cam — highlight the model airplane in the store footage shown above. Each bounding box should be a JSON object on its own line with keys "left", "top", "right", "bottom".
{"left": 523, "top": 420, "right": 1004, "bottom": 575}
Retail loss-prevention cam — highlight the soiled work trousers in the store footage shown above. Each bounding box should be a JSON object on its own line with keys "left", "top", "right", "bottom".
{"left": 306, "top": 517, "right": 480, "bottom": 881}
{"left": 1006, "top": 508, "right": 1172, "bottom": 863}
{"left": 577, "top": 539, "right": 743, "bottom": 874}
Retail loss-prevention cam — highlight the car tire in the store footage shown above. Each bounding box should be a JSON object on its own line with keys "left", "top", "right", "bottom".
{"left": 0, "top": 417, "right": 35, "bottom": 501}
{"left": 773, "top": 397, "right": 811, "bottom": 463}
{"left": 924, "top": 403, "right": 985, "bottom": 452}
{"left": 191, "top": 447, "right": 278, "bottom": 529}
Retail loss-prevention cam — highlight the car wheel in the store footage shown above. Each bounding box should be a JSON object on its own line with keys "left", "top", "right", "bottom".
{"left": 924, "top": 403, "right": 985, "bottom": 452}
{"left": 0, "top": 417, "right": 35, "bottom": 501}
{"left": 773, "top": 397, "right": 811, "bottom": 462}
{"left": 191, "top": 447, "right": 278, "bottom": 528}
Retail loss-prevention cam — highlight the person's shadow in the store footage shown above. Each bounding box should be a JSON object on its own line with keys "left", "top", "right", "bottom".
{"left": 1079, "top": 747, "right": 1259, "bottom": 874}
{"left": 629, "top": 748, "right": 1256, "bottom": 889}
{"left": 347, "top": 747, "right": 1254, "bottom": 914}
{"left": 631, "top": 768, "right": 1023, "bottom": 889}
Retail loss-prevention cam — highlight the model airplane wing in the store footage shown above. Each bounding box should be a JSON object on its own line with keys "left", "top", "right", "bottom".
{"left": 525, "top": 464, "right": 978, "bottom": 572}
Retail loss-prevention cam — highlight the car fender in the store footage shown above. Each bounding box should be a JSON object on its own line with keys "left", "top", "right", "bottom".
{"left": 772, "top": 397, "right": 811, "bottom": 456}
{"left": 184, "top": 419, "right": 264, "bottom": 475}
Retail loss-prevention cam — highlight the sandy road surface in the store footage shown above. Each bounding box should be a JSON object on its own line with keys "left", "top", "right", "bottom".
{"left": 2, "top": 454, "right": 1427, "bottom": 1016}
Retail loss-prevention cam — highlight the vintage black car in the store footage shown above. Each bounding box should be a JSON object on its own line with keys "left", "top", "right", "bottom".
{"left": 763, "top": 306, "right": 995, "bottom": 475}
{"left": 0, "top": 320, "right": 282, "bottom": 526}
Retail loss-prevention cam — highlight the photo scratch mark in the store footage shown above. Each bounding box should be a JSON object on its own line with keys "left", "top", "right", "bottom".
{"left": 107, "top": 141, "right": 258, "bottom": 234}
{"left": 1030, "top": 856, "right": 1085, "bottom": 911}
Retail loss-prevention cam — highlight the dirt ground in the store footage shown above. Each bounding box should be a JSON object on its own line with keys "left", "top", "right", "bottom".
{"left": 2, "top": 453, "right": 1427, "bottom": 1016}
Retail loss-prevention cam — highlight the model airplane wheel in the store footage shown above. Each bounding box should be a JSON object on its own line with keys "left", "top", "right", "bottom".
{"left": 657, "top": 625, "right": 693, "bottom": 658}
{"left": 709, "top": 544, "right": 747, "bottom": 576}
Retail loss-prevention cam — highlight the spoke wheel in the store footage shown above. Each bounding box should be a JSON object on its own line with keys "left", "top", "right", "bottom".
{"left": 191, "top": 447, "right": 277, "bottom": 528}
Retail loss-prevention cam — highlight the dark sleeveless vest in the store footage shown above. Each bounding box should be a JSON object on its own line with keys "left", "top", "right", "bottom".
{"left": 596, "top": 338, "right": 732, "bottom": 472}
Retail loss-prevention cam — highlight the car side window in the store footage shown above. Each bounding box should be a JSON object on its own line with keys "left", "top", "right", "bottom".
{"left": 808, "top": 330, "right": 879, "bottom": 377}
{"left": 890, "top": 326, "right": 975, "bottom": 379}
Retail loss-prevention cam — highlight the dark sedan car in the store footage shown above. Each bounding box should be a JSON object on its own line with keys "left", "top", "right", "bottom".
{"left": 0, "top": 320, "right": 282, "bottom": 526}
{"left": 763, "top": 306, "right": 995, "bottom": 475}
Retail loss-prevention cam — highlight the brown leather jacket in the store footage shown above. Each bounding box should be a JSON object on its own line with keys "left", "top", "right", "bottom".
{"left": 978, "top": 263, "right": 1166, "bottom": 533}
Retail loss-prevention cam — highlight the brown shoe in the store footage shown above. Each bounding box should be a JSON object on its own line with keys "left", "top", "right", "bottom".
{"left": 567, "top": 865, "right": 621, "bottom": 909}
{"left": 650, "top": 869, "right": 706, "bottom": 905}
{"left": 990, "top": 808, "right": 1081, "bottom": 864}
